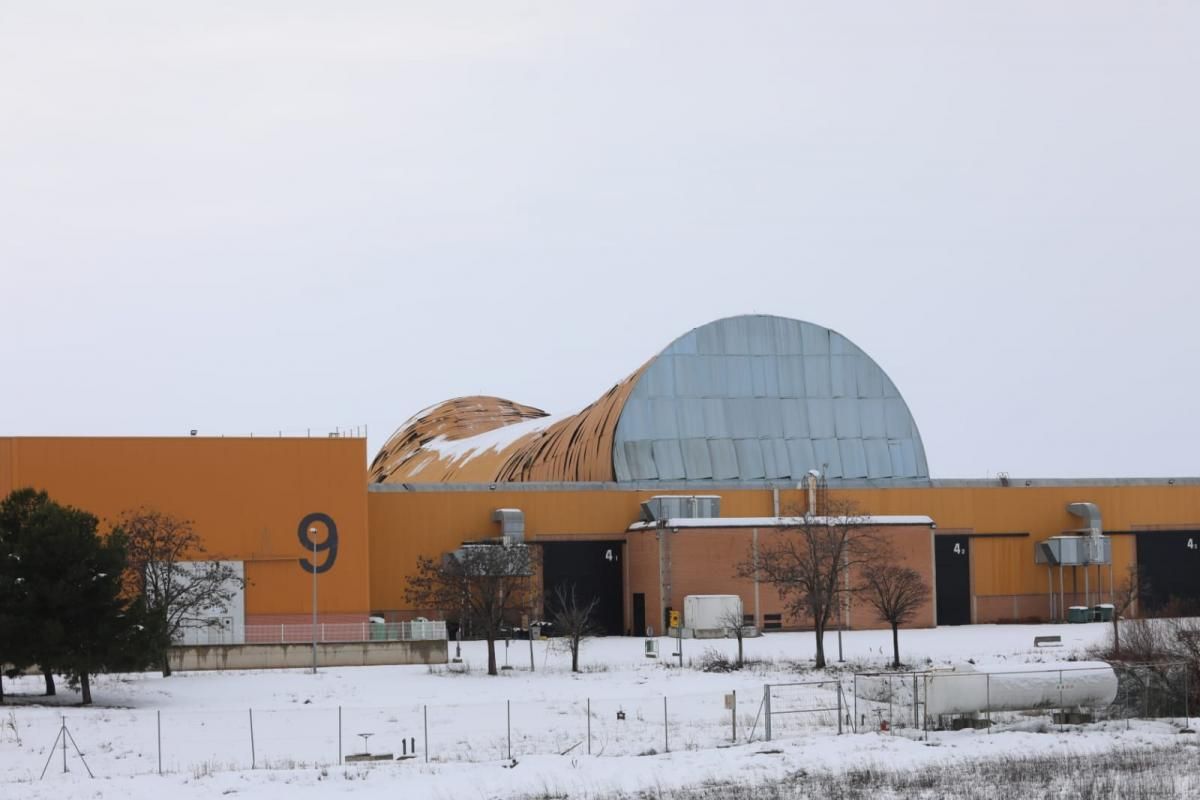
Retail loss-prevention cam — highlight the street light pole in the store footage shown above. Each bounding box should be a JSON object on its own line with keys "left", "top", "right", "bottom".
{"left": 310, "top": 526, "right": 318, "bottom": 675}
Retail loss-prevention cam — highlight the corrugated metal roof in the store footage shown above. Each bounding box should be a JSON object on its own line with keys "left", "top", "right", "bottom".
{"left": 612, "top": 316, "right": 929, "bottom": 484}
{"left": 371, "top": 315, "right": 929, "bottom": 485}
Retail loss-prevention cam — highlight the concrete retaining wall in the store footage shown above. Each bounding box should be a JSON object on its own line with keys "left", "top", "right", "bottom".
{"left": 168, "top": 639, "right": 447, "bottom": 671}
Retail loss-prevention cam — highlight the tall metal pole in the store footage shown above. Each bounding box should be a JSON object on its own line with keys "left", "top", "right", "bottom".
{"left": 311, "top": 526, "right": 318, "bottom": 674}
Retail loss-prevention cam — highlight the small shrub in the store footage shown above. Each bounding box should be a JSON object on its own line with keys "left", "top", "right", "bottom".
{"left": 697, "top": 648, "right": 738, "bottom": 673}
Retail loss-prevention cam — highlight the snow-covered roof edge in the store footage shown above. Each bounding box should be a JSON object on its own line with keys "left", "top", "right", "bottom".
{"left": 627, "top": 515, "right": 935, "bottom": 531}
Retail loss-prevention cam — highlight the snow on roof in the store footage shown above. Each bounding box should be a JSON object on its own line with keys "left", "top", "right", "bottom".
{"left": 627, "top": 515, "right": 934, "bottom": 530}
{"left": 422, "top": 412, "right": 570, "bottom": 464}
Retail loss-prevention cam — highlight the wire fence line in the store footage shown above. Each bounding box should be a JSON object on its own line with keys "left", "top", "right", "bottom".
{"left": 3, "top": 689, "right": 758, "bottom": 782}
{"left": 4, "top": 663, "right": 1192, "bottom": 782}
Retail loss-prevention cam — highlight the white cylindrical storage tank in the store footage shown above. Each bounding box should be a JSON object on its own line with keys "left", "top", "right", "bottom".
{"left": 924, "top": 662, "right": 1118, "bottom": 716}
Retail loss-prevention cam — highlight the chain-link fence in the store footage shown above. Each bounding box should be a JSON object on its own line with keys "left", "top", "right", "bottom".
{"left": 2, "top": 689, "right": 749, "bottom": 782}
{"left": 5, "top": 661, "right": 1193, "bottom": 783}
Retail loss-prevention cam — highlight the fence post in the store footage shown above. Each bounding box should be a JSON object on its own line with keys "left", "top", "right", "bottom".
{"left": 663, "top": 696, "right": 669, "bottom": 753}
{"left": 338, "top": 706, "right": 342, "bottom": 765}
{"left": 587, "top": 698, "right": 592, "bottom": 755}
{"left": 853, "top": 674, "right": 858, "bottom": 733}
{"left": 249, "top": 709, "right": 256, "bottom": 769}
{"left": 912, "top": 674, "right": 919, "bottom": 730}
{"left": 836, "top": 683, "right": 843, "bottom": 735}
{"left": 732, "top": 689, "right": 737, "bottom": 742}
{"left": 423, "top": 705, "right": 429, "bottom": 763}
{"left": 922, "top": 675, "right": 928, "bottom": 740}
{"left": 1059, "top": 670, "right": 1065, "bottom": 732}
{"left": 1185, "top": 665, "right": 1190, "bottom": 729}
{"left": 157, "top": 709, "right": 162, "bottom": 775}
{"left": 985, "top": 674, "right": 991, "bottom": 734}
{"left": 764, "top": 684, "right": 772, "bottom": 742}
{"left": 888, "top": 675, "right": 893, "bottom": 733}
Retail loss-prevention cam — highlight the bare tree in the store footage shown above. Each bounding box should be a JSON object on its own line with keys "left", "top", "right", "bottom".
{"left": 1110, "top": 564, "right": 1148, "bottom": 657}
{"left": 860, "top": 558, "right": 930, "bottom": 668}
{"left": 718, "top": 602, "right": 748, "bottom": 668}
{"left": 546, "top": 584, "right": 600, "bottom": 673}
{"left": 404, "top": 543, "right": 537, "bottom": 676}
{"left": 736, "top": 498, "right": 883, "bottom": 668}
{"left": 119, "top": 509, "right": 244, "bottom": 677}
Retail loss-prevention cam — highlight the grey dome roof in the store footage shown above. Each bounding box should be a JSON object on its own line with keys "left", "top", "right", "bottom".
{"left": 612, "top": 315, "right": 928, "bottom": 483}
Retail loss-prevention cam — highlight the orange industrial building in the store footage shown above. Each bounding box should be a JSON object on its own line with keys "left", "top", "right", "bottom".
{"left": 4, "top": 315, "right": 1199, "bottom": 640}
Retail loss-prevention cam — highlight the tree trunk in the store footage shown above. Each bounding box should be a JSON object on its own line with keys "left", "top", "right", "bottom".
{"left": 80, "top": 672, "right": 92, "bottom": 706}
{"left": 737, "top": 636, "right": 744, "bottom": 668}
{"left": 43, "top": 668, "right": 55, "bottom": 696}
{"left": 0, "top": 672, "right": 5, "bottom": 704}
{"left": 571, "top": 636, "right": 579, "bottom": 673}
{"left": 162, "top": 653, "right": 173, "bottom": 678}
{"left": 1112, "top": 616, "right": 1120, "bottom": 656}
{"left": 813, "top": 621, "right": 826, "bottom": 669}
{"left": 486, "top": 635, "right": 498, "bottom": 676}
{"left": 891, "top": 623, "right": 901, "bottom": 669}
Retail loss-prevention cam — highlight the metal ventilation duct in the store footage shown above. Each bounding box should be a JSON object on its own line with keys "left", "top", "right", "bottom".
{"left": 1067, "top": 502, "right": 1102, "bottom": 537}
{"left": 492, "top": 508, "right": 525, "bottom": 543}
{"left": 639, "top": 495, "right": 722, "bottom": 522}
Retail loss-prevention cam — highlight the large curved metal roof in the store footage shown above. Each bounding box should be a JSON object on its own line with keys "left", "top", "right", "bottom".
{"left": 369, "top": 315, "right": 928, "bottom": 484}
{"left": 611, "top": 316, "right": 928, "bottom": 482}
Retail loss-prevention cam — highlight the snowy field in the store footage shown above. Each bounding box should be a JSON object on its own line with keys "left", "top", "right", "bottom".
{"left": 2, "top": 622, "right": 1196, "bottom": 799}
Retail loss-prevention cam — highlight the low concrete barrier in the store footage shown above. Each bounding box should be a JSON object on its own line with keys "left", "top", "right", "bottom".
{"left": 168, "top": 639, "right": 447, "bottom": 671}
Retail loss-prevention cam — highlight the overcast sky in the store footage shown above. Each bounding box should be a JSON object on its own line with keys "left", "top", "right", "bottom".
{"left": 2, "top": 3, "right": 1197, "bottom": 479}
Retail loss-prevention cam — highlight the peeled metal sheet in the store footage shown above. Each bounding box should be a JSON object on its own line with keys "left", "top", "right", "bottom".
{"left": 651, "top": 439, "right": 686, "bottom": 480}
{"left": 807, "top": 398, "right": 836, "bottom": 439}
{"left": 681, "top": 438, "right": 714, "bottom": 479}
{"left": 624, "top": 440, "right": 658, "bottom": 480}
{"left": 725, "top": 398, "right": 759, "bottom": 438}
{"left": 751, "top": 356, "right": 780, "bottom": 397}
{"left": 834, "top": 398, "right": 862, "bottom": 438}
{"left": 813, "top": 438, "right": 843, "bottom": 477}
{"left": 801, "top": 324, "right": 830, "bottom": 355}
{"left": 762, "top": 438, "right": 790, "bottom": 479}
{"left": 839, "top": 438, "right": 869, "bottom": 479}
{"left": 804, "top": 356, "right": 831, "bottom": 397}
{"left": 830, "top": 354, "right": 859, "bottom": 398}
{"left": 781, "top": 398, "right": 810, "bottom": 438}
{"left": 707, "top": 438, "right": 739, "bottom": 479}
{"left": 860, "top": 398, "right": 887, "bottom": 438}
{"left": 753, "top": 398, "right": 783, "bottom": 437}
{"left": 864, "top": 439, "right": 892, "bottom": 479}
{"left": 777, "top": 356, "right": 807, "bottom": 396}
{"left": 885, "top": 398, "right": 913, "bottom": 437}
{"left": 733, "top": 439, "right": 766, "bottom": 479}
{"left": 786, "top": 437, "right": 818, "bottom": 476}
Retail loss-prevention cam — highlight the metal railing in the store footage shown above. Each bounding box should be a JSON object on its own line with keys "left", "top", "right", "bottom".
{"left": 177, "top": 621, "right": 447, "bottom": 646}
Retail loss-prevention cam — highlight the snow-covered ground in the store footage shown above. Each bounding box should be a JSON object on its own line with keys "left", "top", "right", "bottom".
{"left": 1, "top": 622, "right": 1194, "bottom": 799}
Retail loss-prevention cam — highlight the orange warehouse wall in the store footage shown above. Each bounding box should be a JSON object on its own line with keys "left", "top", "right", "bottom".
{"left": 0, "top": 437, "right": 370, "bottom": 618}
{"left": 368, "top": 483, "right": 1200, "bottom": 623}
{"left": 366, "top": 488, "right": 775, "bottom": 612}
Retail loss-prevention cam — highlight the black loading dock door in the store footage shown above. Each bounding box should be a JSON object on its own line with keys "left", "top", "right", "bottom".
{"left": 541, "top": 542, "right": 624, "bottom": 635}
{"left": 935, "top": 535, "right": 971, "bottom": 626}
{"left": 1136, "top": 531, "right": 1200, "bottom": 613}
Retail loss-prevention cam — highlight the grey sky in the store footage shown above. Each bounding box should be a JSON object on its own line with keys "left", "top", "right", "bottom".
{"left": 2, "top": 2, "right": 1197, "bottom": 479}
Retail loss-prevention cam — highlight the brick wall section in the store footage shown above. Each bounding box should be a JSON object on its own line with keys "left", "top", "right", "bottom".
{"left": 628, "top": 523, "right": 935, "bottom": 632}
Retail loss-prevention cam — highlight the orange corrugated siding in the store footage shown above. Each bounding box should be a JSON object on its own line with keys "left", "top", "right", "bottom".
{"left": 0, "top": 437, "right": 371, "bottom": 617}
{"left": 369, "top": 483, "right": 1200, "bottom": 615}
